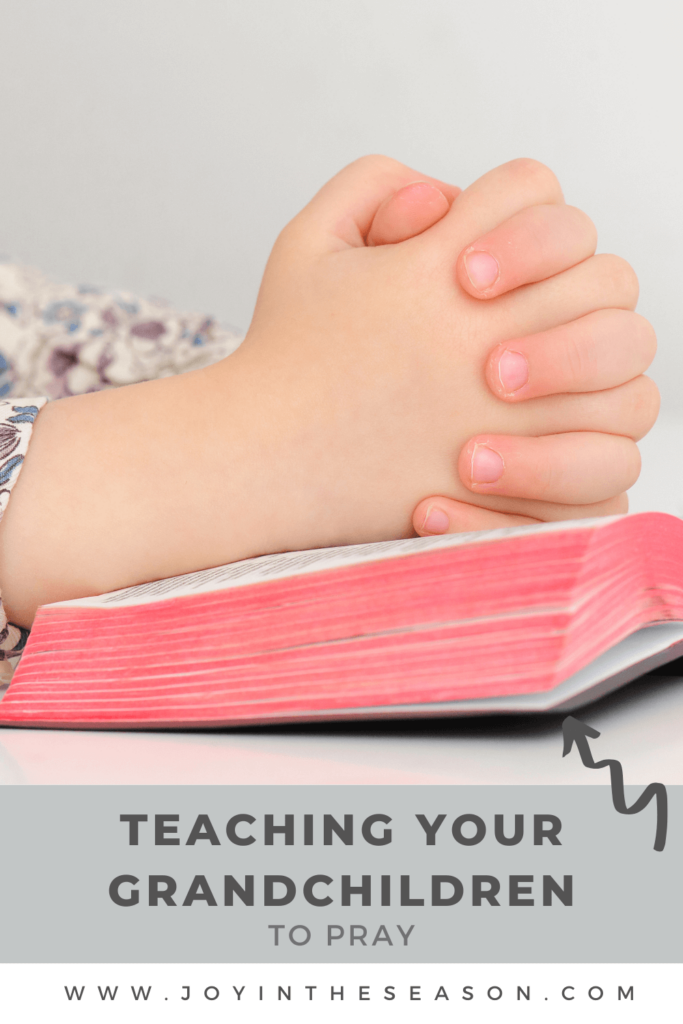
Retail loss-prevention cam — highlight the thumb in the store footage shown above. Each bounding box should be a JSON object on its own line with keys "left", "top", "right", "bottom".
{"left": 367, "top": 180, "right": 461, "bottom": 246}
{"left": 293, "top": 154, "right": 459, "bottom": 250}
{"left": 414, "top": 496, "right": 540, "bottom": 536}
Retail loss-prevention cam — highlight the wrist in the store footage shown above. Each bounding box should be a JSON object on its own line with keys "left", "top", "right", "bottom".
{"left": 0, "top": 358, "right": 310, "bottom": 625}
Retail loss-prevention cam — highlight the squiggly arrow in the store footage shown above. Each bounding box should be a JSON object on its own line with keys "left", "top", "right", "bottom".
{"left": 562, "top": 716, "right": 667, "bottom": 852}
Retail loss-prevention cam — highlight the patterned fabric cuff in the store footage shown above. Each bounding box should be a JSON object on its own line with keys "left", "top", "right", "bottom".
{"left": 0, "top": 398, "right": 47, "bottom": 660}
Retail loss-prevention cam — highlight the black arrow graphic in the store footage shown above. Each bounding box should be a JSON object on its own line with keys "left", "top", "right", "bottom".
{"left": 562, "top": 716, "right": 667, "bottom": 852}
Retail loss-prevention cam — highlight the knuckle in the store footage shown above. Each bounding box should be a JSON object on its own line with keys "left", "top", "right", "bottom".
{"left": 622, "top": 440, "right": 642, "bottom": 488}
{"left": 598, "top": 254, "right": 640, "bottom": 308}
{"left": 633, "top": 313, "right": 658, "bottom": 363}
{"left": 347, "top": 154, "right": 404, "bottom": 176}
{"left": 625, "top": 375, "right": 660, "bottom": 439}
{"left": 274, "top": 218, "right": 298, "bottom": 249}
{"left": 594, "top": 309, "right": 656, "bottom": 370}
{"left": 590, "top": 436, "right": 641, "bottom": 494}
{"left": 505, "top": 158, "right": 563, "bottom": 199}
{"left": 566, "top": 206, "right": 598, "bottom": 247}
{"left": 601, "top": 437, "right": 641, "bottom": 492}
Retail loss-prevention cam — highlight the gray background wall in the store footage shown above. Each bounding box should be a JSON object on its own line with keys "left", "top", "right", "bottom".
{"left": 0, "top": 0, "right": 681, "bottom": 417}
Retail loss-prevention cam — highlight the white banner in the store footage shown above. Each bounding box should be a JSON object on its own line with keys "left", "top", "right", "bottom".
{"left": 0, "top": 963, "right": 676, "bottom": 1022}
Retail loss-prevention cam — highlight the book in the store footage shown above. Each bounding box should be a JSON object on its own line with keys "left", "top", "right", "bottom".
{"left": 1, "top": 511, "right": 682, "bottom": 729}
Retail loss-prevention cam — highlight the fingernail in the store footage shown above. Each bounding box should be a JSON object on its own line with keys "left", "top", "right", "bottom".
{"left": 498, "top": 349, "right": 528, "bottom": 393}
{"left": 464, "top": 250, "right": 499, "bottom": 291}
{"left": 402, "top": 181, "right": 449, "bottom": 207}
{"left": 421, "top": 505, "right": 450, "bottom": 534}
{"left": 471, "top": 444, "right": 504, "bottom": 484}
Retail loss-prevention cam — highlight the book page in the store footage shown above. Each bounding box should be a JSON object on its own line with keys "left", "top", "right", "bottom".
{"left": 55, "top": 516, "right": 617, "bottom": 610}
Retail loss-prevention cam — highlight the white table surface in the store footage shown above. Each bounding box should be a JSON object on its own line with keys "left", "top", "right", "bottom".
{"left": 1, "top": 418, "right": 681, "bottom": 787}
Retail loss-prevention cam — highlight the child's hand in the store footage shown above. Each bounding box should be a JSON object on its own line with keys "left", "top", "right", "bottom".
{"left": 243, "top": 155, "right": 654, "bottom": 534}
{"left": 364, "top": 167, "right": 657, "bottom": 534}
{"left": 0, "top": 155, "right": 658, "bottom": 625}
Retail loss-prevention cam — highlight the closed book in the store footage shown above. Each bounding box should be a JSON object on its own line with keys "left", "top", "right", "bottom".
{"left": 1, "top": 512, "right": 682, "bottom": 728}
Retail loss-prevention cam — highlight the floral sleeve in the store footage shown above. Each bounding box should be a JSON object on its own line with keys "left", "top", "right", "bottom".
{"left": 0, "top": 399, "right": 46, "bottom": 663}
{"left": 0, "top": 261, "right": 243, "bottom": 399}
{"left": 0, "top": 261, "right": 245, "bottom": 674}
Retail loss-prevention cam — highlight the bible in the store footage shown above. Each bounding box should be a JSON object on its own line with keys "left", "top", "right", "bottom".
{"left": 1, "top": 511, "right": 682, "bottom": 728}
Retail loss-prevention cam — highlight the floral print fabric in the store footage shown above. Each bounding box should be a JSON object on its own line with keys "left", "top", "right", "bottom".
{"left": 0, "top": 398, "right": 47, "bottom": 663}
{"left": 0, "top": 261, "right": 245, "bottom": 664}
{"left": 0, "top": 262, "right": 244, "bottom": 399}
